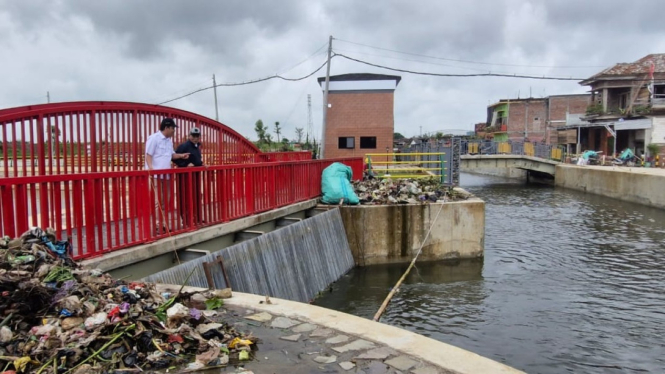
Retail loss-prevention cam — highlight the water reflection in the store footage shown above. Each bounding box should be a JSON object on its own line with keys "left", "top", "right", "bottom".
{"left": 315, "top": 173, "right": 665, "bottom": 373}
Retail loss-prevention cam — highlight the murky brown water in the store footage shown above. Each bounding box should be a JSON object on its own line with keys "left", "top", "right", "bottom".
{"left": 315, "top": 173, "right": 665, "bottom": 373}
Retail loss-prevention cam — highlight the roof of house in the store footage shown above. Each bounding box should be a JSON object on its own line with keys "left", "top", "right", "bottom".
{"left": 488, "top": 97, "right": 547, "bottom": 107}
{"left": 581, "top": 54, "right": 665, "bottom": 85}
{"left": 317, "top": 73, "right": 401, "bottom": 85}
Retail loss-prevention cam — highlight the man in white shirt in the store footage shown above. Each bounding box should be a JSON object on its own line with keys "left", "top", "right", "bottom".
{"left": 145, "top": 118, "right": 190, "bottom": 233}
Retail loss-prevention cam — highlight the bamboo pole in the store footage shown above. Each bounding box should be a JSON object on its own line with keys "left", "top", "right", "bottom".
{"left": 373, "top": 201, "right": 446, "bottom": 322}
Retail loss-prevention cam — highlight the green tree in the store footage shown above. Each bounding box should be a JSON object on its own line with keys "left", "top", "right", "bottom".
{"left": 274, "top": 122, "right": 282, "bottom": 143}
{"left": 394, "top": 132, "right": 405, "bottom": 140}
{"left": 254, "top": 120, "right": 267, "bottom": 144}
{"left": 295, "top": 127, "right": 304, "bottom": 143}
{"left": 435, "top": 132, "right": 445, "bottom": 140}
{"left": 265, "top": 133, "right": 273, "bottom": 151}
{"left": 312, "top": 138, "right": 318, "bottom": 158}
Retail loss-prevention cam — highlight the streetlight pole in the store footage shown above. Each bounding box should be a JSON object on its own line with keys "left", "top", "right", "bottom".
{"left": 320, "top": 35, "right": 333, "bottom": 159}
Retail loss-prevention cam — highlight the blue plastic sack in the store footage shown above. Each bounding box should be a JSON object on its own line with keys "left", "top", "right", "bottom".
{"left": 321, "top": 162, "right": 359, "bottom": 205}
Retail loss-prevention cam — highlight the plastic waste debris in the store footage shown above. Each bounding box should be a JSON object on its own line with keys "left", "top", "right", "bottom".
{"left": 352, "top": 177, "right": 467, "bottom": 205}
{"left": 0, "top": 226, "right": 256, "bottom": 374}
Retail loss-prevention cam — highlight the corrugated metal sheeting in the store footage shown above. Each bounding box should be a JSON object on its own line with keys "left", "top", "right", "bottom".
{"left": 143, "top": 209, "right": 355, "bottom": 303}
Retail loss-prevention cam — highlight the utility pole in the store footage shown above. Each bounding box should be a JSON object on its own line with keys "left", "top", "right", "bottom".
{"left": 320, "top": 35, "right": 333, "bottom": 159}
{"left": 212, "top": 74, "right": 219, "bottom": 122}
{"left": 524, "top": 100, "right": 529, "bottom": 140}
{"left": 420, "top": 126, "right": 422, "bottom": 137}
{"left": 307, "top": 94, "right": 313, "bottom": 145}
{"left": 47, "top": 91, "right": 50, "bottom": 103}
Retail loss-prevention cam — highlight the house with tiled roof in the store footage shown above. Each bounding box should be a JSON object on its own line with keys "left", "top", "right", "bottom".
{"left": 570, "top": 54, "right": 665, "bottom": 156}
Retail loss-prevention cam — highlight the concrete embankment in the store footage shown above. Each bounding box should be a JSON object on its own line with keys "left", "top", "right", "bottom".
{"left": 464, "top": 168, "right": 527, "bottom": 179}
{"left": 555, "top": 164, "right": 665, "bottom": 209}
{"left": 338, "top": 191, "right": 485, "bottom": 266}
{"left": 158, "top": 284, "right": 524, "bottom": 374}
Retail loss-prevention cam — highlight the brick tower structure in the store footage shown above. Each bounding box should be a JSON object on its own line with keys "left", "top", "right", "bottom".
{"left": 317, "top": 73, "right": 401, "bottom": 159}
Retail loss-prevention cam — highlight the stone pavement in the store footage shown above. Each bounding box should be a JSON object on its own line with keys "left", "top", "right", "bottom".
{"left": 212, "top": 305, "right": 446, "bottom": 374}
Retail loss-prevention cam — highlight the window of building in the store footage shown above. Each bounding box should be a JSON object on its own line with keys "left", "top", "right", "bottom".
{"left": 338, "top": 137, "right": 355, "bottom": 149}
{"left": 360, "top": 136, "right": 377, "bottom": 149}
{"left": 654, "top": 85, "right": 665, "bottom": 97}
{"left": 619, "top": 92, "right": 629, "bottom": 109}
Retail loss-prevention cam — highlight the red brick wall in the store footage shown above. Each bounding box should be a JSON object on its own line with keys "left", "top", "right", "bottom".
{"left": 506, "top": 100, "right": 548, "bottom": 142}
{"left": 548, "top": 95, "right": 590, "bottom": 123}
{"left": 324, "top": 91, "right": 394, "bottom": 159}
{"left": 548, "top": 95, "right": 590, "bottom": 144}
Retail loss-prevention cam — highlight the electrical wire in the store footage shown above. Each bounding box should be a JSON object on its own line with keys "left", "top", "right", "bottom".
{"left": 148, "top": 78, "right": 213, "bottom": 104}
{"left": 281, "top": 82, "right": 310, "bottom": 133}
{"left": 334, "top": 53, "right": 586, "bottom": 81}
{"left": 333, "top": 47, "right": 524, "bottom": 75}
{"left": 156, "top": 57, "right": 331, "bottom": 105}
{"left": 276, "top": 42, "right": 328, "bottom": 75}
{"left": 334, "top": 38, "right": 606, "bottom": 69}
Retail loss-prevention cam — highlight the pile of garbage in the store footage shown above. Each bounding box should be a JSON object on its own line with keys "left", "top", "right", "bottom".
{"left": 353, "top": 178, "right": 467, "bottom": 205}
{"left": 0, "top": 228, "right": 256, "bottom": 374}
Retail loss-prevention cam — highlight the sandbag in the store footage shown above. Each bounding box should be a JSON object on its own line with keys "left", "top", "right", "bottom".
{"left": 321, "top": 162, "right": 359, "bottom": 205}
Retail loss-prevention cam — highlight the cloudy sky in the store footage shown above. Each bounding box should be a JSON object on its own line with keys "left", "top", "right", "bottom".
{"left": 2, "top": 0, "right": 665, "bottom": 140}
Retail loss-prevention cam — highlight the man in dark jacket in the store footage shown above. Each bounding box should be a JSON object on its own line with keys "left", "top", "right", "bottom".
{"left": 174, "top": 128, "right": 204, "bottom": 225}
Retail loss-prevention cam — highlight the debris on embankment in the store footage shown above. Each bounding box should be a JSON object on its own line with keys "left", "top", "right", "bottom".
{"left": 353, "top": 178, "right": 469, "bottom": 205}
{"left": 0, "top": 228, "right": 256, "bottom": 374}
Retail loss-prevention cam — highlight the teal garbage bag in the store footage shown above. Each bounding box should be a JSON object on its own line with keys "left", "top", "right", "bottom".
{"left": 321, "top": 162, "right": 360, "bottom": 205}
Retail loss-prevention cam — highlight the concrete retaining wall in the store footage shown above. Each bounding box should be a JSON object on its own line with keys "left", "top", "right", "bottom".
{"left": 465, "top": 168, "right": 527, "bottom": 179}
{"left": 555, "top": 165, "right": 665, "bottom": 208}
{"left": 339, "top": 197, "right": 485, "bottom": 266}
{"left": 83, "top": 199, "right": 318, "bottom": 277}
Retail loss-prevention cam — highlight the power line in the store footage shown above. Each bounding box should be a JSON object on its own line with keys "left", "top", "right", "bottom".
{"left": 334, "top": 53, "right": 586, "bottom": 81}
{"left": 282, "top": 82, "right": 310, "bottom": 129}
{"left": 333, "top": 47, "right": 523, "bottom": 75}
{"left": 334, "top": 38, "right": 605, "bottom": 69}
{"left": 156, "top": 57, "right": 331, "bottom": 105}
{"left": 148, "top": 78, "right": 212, "bottom": 104}
{"left": 276, "top": 42, "right": 328, "bottom": 75}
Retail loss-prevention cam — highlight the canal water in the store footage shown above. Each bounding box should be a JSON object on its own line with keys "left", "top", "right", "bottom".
{"left": 315, "top": 173, "right": 665, "bottom": 373}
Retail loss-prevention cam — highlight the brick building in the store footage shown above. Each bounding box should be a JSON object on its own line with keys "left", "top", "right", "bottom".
{"left": 573, "top": 53, "right": 665, "bottom": 157}
{"left": 317, "top": 73, "right": 401, "bottom": 159}
{"left": 485, "top": 94, "right": 590, "bottom": 144}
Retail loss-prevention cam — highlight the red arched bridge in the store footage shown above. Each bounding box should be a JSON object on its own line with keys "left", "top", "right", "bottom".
{"left": 0, "top": 102, "right": 362, "bottom": 259}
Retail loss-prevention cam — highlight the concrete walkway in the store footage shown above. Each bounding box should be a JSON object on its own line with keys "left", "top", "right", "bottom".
{"left": 158, "top": 285, "right": 523, "bottom": 374}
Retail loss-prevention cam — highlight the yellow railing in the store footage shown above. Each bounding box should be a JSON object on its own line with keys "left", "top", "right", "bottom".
{"left": 498, "top": 142, "right": 511, "bottom": 154}
{"left": 524, "top": 143, "right": 535, "bottom": 157}
{"left": 365, "top": 153, "right": 447, "bottom": 183}
{"left": 468, "top": 143, "right": 480, "bottom": 154}
{"left": 551, "top": 148, "right": 563, "bottom": 161}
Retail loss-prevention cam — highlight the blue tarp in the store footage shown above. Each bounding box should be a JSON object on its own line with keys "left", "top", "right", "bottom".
{"left": 321, "top": 162, "right": 359, "bottom": 205}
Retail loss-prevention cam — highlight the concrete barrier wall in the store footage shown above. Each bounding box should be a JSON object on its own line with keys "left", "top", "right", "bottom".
{"left": 555, "top": 165, "right": 665, "bottom": 209}
{"left": 143, "top": 209, "right": 355, "bottom": 303}
{"left": 465, "top": 168, "right": 527, "bottom": 179}
{"left": 339, "top": 198, "right": 485, "bottom": 266}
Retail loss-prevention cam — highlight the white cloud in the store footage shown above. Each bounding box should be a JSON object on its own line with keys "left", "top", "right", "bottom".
{"left": 2, "top": 0, "right": 665, "bottom": 140}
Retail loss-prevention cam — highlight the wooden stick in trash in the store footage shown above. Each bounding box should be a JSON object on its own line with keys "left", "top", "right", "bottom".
{"left": 373, "top": 201, "right": 445, "bottom": 322}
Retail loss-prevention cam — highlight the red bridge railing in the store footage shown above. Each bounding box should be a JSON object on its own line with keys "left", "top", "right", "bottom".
{"left": 0, "top": 158, "right": 362, "bottom": 259}
{"left": 0, "top": 101, "right": 280, "bottom": 177}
